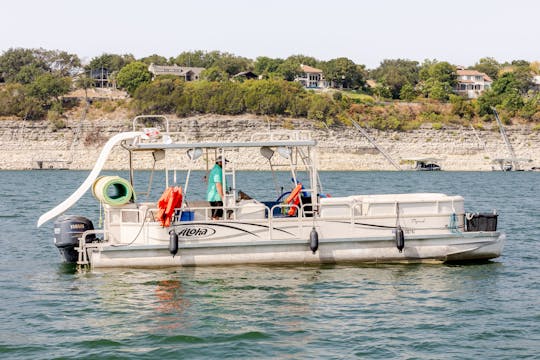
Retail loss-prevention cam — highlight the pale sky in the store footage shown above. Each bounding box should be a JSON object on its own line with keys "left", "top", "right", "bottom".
{"left": 1, "top": 0, "right": 538, "bottom": 69}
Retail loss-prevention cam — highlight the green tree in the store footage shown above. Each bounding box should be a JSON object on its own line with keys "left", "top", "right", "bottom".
{"left": 0, "top": 48, "right": 48, "bottom": 82}
{"left": 491, "top": 72, "right": 515, "bottom": 94}
{"left": 40, "top": 49, "right": 81, "bottom": 76}
{"left": 510, "top": 65, "right": 534, "bottom": 94}
{"left": 285, "top": 55, "right": 318, "bottom": 67}
{"left": 200, "top": 66, "right": 229, "bottom": 82}
{"left": 173, "top": 50, "right": 252, "bottom": 76}
{"left": 477, "top": 72, "right": 524, "bottom": 115}
{"left": 419, "top": 60, "right": 456, "bottom": 85}
{"left": 510, "top": 59, "right": 530, "bottom": 67}
{"left": 370, "top": 59, "right": 419, "bottom": 99}
{"left": 419, "top": 60, "right": 456, "bottom": 100}
{"left": 213, "top": 53, "right": 252, "bottom": 76}
{"left": 372, "top": 84, "right": 392, "bottom": 99}
{"left": 139, "top": 54, "right": 169, "bottom": 66}
{"left": 87, "top": 53, "right": 135, "bottom": 72}
{"left": 75, "top": 75, "right": 95, "bottom": 102}
{"left": 399, "top": 83, "right": 417, "bottom": 101}
{"left": 501, "top": 89, "right": 524, "bottom": 113}
{"left": 470, "top": 57, "right": 500, "bottom": 80}
{"left": 116, "top": 61, "right": 152, "bottom": 95}
{"left": 420, "top": 78, "right": 453, "bottom": 101}
{"left": 14, "top": 64, "right": 46, "bottom": 84}
{"left": 321, "top": 57, "right": 365, "bottom": 89}
{"left": 173, "top": 50, "right": 216, "bottom": 68}
{"left": 477, "top": 89, "right": 499, "bottom": 115}
{"left": 28, "top": 73, "right": 71, "bottom": 104}
{"left": 254, "top": 56, "right": 284, "bottom": 76}
{"left": 277, "top": 60, "right": 302, "bottom": 81}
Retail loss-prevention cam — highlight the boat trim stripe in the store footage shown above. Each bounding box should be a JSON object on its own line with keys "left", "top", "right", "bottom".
{"left": 102, "top": 231, "right": 501, "bottom": 251}
{"left": 173, "top": 221, "right": 296, "bottom": 237}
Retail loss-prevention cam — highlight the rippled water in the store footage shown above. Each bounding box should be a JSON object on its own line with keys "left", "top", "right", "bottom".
{"left": 1, "top": 170, "right": 539, "bottom": 359}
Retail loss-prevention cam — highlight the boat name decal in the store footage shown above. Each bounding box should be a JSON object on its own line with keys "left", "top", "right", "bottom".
{"left": 177, "top": 227, "right": 216, "bottom": 238}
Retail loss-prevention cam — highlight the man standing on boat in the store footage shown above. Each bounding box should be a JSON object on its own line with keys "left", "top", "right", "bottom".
{"left": 207, "top": 156, "right": 228, "bottom": 220}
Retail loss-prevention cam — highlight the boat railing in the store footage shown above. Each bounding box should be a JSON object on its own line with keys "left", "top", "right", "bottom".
{"left": 176, "top": 202, "right": 310, "bottom": 219}
{"left": 129, "top": 131, "right": 188, "bottom": 147}
{"left": 109, "top": 197, "right": 462, "bottom": 241}
{"left": 76, "top": 229, "right": 107, "bottom": 268}
{"left": 175, "top": 202, "right": 308, "bottom": 239}
{"left": 318, "top": 197, "right": 465, "bottom": 232}
{"left": 132, "top": 115, "right": 170, "bottom": 133}
{"left": 268, "top": 203, "right": 304, "bottom": 237}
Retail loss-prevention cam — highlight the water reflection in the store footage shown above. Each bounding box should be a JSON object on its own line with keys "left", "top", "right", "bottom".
{"left": 155, "top": 279, "right": 188, "bottom": 312}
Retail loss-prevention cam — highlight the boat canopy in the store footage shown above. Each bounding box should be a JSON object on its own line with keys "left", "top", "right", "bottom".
{"left": 127, "top": 139, "right": 317, "bottom": 152}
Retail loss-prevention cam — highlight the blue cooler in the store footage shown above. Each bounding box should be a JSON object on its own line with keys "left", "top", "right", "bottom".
{"left": 175, "top": 210, "right": 194, "bottom": 221}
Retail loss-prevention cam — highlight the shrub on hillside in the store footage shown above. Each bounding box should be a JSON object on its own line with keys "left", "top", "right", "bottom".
{"left": 307, "top": 95, "right": 337, "bottom": 121}
{"left": 243, "top": 80, "right": 290, "bottom": 115}
{"left": 133, "top": 77, "right": 185, "bottom": 114}
{"left": 0, "top": 83, "right": 45, "bottom": 119}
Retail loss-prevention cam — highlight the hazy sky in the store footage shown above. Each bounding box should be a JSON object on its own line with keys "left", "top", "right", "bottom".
{"left": 1, "top": 0, "right": 538, "bottom": 69}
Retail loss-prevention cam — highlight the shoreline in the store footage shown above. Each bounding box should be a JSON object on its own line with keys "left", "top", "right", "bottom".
{"left": 1, "top": 115, "right": 539, "bottom": 171}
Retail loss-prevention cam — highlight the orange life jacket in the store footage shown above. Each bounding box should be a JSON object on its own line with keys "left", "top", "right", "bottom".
{"left": 156, "top": 186, "right": 183, "bottom": 227}
{"left": 285, "top": 184, "right": 303, "bottom": 216}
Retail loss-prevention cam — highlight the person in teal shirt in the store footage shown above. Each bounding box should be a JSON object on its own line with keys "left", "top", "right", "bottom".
{"left": 207, "top": 156, "right": 228, "bottom": 219}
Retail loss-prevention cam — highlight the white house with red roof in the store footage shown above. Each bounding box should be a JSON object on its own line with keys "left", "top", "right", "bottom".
{"left": 455, "top": 69, "right": 493, "bottom": 98}
{"left": 295, "top": 64, "right": 329, "bottom": 88}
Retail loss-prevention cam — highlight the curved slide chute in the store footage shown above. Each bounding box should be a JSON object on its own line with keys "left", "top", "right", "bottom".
{"left": 37, "top": 131, "right": 142, "bottom": 227}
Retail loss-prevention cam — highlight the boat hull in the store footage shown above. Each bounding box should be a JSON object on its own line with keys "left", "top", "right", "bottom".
{"left": 87, "top": 231, "right": 504, "bottom": 268}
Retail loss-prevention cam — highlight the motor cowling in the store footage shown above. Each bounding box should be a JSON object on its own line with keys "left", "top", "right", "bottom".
{"left": 53, "top": 215, "right": 96, "bottom": 263}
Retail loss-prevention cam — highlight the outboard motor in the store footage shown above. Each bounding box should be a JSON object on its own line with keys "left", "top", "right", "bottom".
{"left": 53, "top": 215, "right": 96, "bottom": 263}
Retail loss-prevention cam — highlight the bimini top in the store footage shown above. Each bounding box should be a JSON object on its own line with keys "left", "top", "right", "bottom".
{"left": 129, "top": 138, "right": 317, "bottom": 151}
{"left": 125, "top": 130, "right": 317, "bottom": 152}
{"left": 127, "top": 115, "right": 316, "bottom": 151}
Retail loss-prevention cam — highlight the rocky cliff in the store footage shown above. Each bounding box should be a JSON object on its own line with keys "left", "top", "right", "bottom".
{"left": 1, "top": 115, "right": 538, "bottom": 171}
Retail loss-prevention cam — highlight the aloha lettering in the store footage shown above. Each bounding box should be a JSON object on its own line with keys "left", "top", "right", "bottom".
{"left": 177, "top": 227, "right": 215, "bottom": 238}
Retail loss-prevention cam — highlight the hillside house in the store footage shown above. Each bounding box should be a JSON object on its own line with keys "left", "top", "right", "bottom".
{"left": 89, "top": 68, "right": 114, "bottom": 88}
{"left": 148, "top": 64, "right": 205, "bottom": 81}
{"left": 533, "top": 75, "right": 540, "bottom": 91}
{"left": 232, "top": 71, "right": 259, "bottom": 81}
{"left": 455, "top": 69, "right": 492, "bottom": 98}
{"left": 295, "top": 64, "right": 329, "bottom": 89}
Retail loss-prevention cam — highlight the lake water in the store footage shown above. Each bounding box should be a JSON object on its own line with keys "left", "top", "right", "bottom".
{"left": 0, "top": 170, "right": 539, "bottom": 359}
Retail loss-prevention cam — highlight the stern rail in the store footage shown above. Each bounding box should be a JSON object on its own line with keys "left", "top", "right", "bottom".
{"left": 76, "top": 229, "right": 107, "bottom": 270}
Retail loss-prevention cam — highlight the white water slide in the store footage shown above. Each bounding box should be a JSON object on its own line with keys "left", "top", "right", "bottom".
{"left": 37, "top": 131, "right": 142, "bottom": 227}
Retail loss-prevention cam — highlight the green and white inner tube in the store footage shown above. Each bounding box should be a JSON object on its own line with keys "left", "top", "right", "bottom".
{"left": 92, "top": 176, "right": 135, "bottom": 205}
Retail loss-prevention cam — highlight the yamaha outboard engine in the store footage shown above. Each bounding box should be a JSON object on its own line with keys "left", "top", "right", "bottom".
{"left": 53, "top": 215, "right": 96, "bottom": 263}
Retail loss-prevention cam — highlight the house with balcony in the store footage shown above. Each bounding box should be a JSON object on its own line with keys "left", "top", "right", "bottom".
{"left": 148, "top": 63, "right": 205, "bottom": 81}
{"left": 295, "top": 64, "right": 329, "bottom": 89}
{"left": 455, "top": 69, "right": 492, "bottom": 98}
